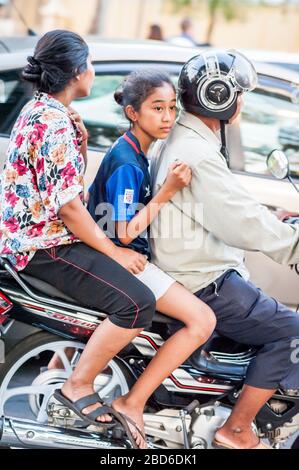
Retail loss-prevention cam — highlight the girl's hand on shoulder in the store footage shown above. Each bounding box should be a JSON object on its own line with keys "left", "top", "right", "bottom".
{"left": 163, "top": 161, "right": 192, "bottom": 194}
{"left": 112, "top": 246, "right": 147, "bottom": 274}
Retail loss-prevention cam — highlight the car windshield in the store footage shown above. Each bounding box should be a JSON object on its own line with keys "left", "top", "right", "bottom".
{"left": 1, "top": 61, "right": 299, "bottom": 180}
{"left": 240, "top": 87, "right": 299, "bottom": 178}
{"left": 73, "top": 71, "right": 179, "bottom": 149}
{"left": 74, "top": 75, "right": 126, "bottom": 148}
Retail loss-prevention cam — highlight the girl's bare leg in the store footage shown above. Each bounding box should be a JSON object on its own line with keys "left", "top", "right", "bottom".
{"left": 61, "top": 318, "right": 143, "bottom": 422}
{"left": 112, "top": 283, "right": 216, "bottom": 448}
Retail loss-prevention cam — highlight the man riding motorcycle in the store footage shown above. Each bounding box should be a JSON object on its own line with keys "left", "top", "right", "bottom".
{"left": 1, "top": 46, "right": 298, "bottom": 448}
{"left": 150, "top": 49, "right": 299, "bottom": 449}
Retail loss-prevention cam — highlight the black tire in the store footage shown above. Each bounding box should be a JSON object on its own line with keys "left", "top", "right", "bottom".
{"left": 0, "top": 331, "right": 77, "bottom": 422}
{"left": 0, "top": 331, "right": 135, "bottom": 448}
{"left": 292, "top": 434, "right": 299, "bottom": 449}
{"left": 0, "top": 330, "right": 133, "bottom": 417}
{"left": 0, "top": 331, "right": 62, "bottom": 384}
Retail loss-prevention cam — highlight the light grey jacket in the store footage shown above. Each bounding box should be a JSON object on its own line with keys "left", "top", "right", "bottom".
{"left": 150, "top": 111, "right": 299, "bottom": 293}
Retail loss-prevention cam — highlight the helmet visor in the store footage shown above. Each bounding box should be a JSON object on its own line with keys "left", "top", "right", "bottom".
{"left": 228, "top": 50, "right": 258, "bottom": 92}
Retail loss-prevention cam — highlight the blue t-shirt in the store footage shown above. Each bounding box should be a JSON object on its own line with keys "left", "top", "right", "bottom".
{"left": 88, "top": 131, "right": 152, "bottom": 257}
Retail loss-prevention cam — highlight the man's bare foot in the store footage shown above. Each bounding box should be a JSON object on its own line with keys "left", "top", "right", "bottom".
{"left": 112, "top": 395, "right": 147, "bottom": 449}
{"left": 48, "top": 348, "right": 76, "bottom": 370}
{"left": 215, "top": 425, "right": 260, "bottom": 449}
{"left": 61, "top": 382, "right": 113, "bottom": 423}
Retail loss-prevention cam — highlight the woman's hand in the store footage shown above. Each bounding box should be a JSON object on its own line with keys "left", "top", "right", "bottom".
{"left": 58, "top": 196, "right": 147, "bottom": 273}
{"left": 112, "top": 246, "right": 147, "bottom": 274}
{"left": 162, "top": 161, "right": 192, "bottom": 196}
{"left": 67, "top": 106, "right": 88, "bottom": 141}
{"left": 274, "top": 209, "right": 299, "bottom": 221}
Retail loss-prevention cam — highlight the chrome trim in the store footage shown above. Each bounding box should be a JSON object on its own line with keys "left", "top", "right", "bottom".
{"left": 1, "top": 260, "right": 106, "bottom": 316}
{"left": 162, "top": 368, "right": 233, "bottom": 395}
{"left": 2, "top": 285, "right": 107, "bottom": 318}
{"left": 0, "top": 416, "right": 128, "bottom": 449}
{"left": 209, "top": 349, "right": 255, "bottom": 365}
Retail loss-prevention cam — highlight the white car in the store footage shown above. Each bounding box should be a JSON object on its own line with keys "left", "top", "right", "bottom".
{"left": 241, "top": 48, "right": 299, "bottom": 74}
{"left": 1, "top": 40, "right": 299, "bottom": 310}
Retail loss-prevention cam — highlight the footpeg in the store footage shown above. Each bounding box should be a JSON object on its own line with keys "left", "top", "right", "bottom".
{"left": 184, "top": 400, "right": 200, "bottom": 415}
{"left": 47, "top": 402, "right": 85, "bottom": 428}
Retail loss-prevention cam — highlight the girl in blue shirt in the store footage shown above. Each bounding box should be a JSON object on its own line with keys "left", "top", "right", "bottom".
{"left": 88, "top": 70, "right": 216, "bottom": 448}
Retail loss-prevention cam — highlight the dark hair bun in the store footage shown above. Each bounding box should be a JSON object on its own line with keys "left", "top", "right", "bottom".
{"left": 22, "top": 56, "right": 42, "bottom": 83}
{"left": 114, "top": 89, "right": 124, "bottom": 105}
{"left": 21, "top": 30, "right": 89, "bottom": 94}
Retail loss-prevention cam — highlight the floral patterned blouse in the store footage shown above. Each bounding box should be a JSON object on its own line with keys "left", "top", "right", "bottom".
{"left": 0, "top": 92, "right": 85, "bottom": 271}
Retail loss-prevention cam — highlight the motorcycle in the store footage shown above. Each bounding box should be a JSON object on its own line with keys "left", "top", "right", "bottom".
{"left": 0, "top": 150, "right": 298, "bottom": 450}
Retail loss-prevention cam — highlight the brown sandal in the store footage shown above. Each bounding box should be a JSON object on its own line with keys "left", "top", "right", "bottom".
{"left": 111, "top": 408, "right": 147, "bottom": 449}
{"left": 54, "top": 389, "right": 117, "bottom": 429}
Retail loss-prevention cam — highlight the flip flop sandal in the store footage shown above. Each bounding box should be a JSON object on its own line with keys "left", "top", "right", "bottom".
{"left": 53, "top": 389, "right": 117, "bottom": 429}
{"left": 111, "top": 409, "right": 147, "bottom": 450}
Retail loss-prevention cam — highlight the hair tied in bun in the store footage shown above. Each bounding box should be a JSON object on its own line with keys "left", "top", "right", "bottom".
{"left": 27, "top": 56, "right": 42, "bottom": 74}
{"left": 114, "top": 87, "right": 124, "bottom": 106}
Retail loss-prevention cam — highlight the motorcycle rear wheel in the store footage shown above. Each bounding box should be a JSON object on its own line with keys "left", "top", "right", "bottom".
{"left": 0, "top": 331, "right": 131, "bottom": 423}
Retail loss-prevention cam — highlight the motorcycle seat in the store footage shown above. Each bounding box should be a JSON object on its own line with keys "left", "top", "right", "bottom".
{"left": 19, "top": 272, "right": 173, "bottom": 324}
{"left": 188, "top": 351, "right": 249, "bottom": 378}
{"left": 20, "top": 272, "right": 76, "bottom": 303}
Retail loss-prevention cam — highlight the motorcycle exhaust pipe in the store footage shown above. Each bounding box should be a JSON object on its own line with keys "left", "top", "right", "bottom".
{"left": 0, "top": 416, "right": 129, "bottom": 449}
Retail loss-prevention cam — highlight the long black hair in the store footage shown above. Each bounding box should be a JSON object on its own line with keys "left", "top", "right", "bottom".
{"left": 22, "top": 29, "right": 89, "bottom": 94}
{"left": 114, "top": 69, "right": 176, "bottom": 123}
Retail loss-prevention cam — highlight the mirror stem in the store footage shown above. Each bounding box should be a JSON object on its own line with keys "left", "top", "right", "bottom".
{"left": 288, "top": 175, "right": 299, "bottom": 193}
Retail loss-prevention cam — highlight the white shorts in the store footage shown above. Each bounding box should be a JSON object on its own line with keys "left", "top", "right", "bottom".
{"left": 134, "top": 262, "right": 176, "bottom": 300}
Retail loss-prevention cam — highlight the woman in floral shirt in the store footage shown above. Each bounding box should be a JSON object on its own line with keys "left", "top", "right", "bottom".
{"left": 0, "top": 30, "right": 155, "bottom": 448}
{"left": 0, "top": 91, "right": 86, "bottom": 268}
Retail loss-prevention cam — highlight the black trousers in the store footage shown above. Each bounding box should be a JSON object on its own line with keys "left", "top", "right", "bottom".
{"left": 23, "top": 242, "right": 155, "bottom": 330}
{"left": 195, "top": 270, "right": 299, "bottom": 390}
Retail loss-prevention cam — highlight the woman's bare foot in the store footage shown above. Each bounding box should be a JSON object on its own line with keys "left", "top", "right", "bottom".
{"left": 112, "top": 395, "right": 147, "bottom": 449}
{"left": 215, "top": 424, "right": 260, "bottom": 449}
{"left": 61, "top": 381, "right": 113, "bottom": 423}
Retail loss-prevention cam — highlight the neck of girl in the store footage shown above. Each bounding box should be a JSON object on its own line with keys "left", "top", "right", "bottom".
{"left": 130, "top": 127, "right": 154, "bottom": 155}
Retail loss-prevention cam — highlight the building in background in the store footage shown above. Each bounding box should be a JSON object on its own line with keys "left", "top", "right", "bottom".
{"left": 0, "top": 0, "right": 98, "bottom": 36}
{"left": 0, "top": 0, "right": 298, "bottom": 52}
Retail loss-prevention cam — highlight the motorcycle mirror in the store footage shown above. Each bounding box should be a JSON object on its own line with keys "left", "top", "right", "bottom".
{"left": 266, "top": 149, "right": 289, "bottom": 180}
